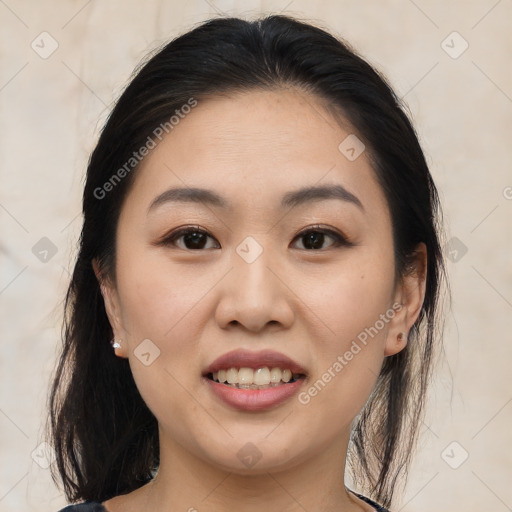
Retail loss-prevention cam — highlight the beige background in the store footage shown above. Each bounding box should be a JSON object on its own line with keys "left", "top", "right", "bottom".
{"left": 1, "top": 1, "right": 511, "bottom": 511}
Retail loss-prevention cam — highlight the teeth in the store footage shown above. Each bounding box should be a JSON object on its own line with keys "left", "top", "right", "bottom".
{"left": 210, "top": 367, "right": 302, "bottom": 388}
{"left": 238, "top": 367, "right": 254, "bottom": 385}
{"left": 253, "top": 367, "right": 270, "bottom": 386}
{"left": 270, "top": 367, "right": 281, "bottom": 383}
{"left": 226, "top": 368, "right": 238, "bottom": 384}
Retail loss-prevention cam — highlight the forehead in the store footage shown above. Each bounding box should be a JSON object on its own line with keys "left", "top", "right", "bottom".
{"left": 124, "top": 88, "right": 389, "bottom": 218}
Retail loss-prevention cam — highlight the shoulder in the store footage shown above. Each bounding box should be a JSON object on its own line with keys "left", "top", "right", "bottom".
{"left": 57, "top": 502, "right": 106, "bottom": 512}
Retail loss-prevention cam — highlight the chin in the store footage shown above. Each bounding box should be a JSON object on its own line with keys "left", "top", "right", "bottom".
{"left": 193, "top": 435, "right": 312, "bottom": 476}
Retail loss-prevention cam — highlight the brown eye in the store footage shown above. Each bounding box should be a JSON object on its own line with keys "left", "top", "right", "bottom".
{"left": 162, "top": 227, "right": 220, "bottom": 250}
{"left": 292, "top": 226, "right": 352, "bottom": 250}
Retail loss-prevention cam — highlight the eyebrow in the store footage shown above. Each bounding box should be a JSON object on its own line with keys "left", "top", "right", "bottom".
{"left": 148, "top": 184, "right": 364, "bottom": 213}
{"left": 281, "top": 184, "right": 364, "bottom": 211}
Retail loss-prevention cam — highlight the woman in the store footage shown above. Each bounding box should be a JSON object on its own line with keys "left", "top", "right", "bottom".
{"left": 48, "top": 14, "right": 446, "bottom": 512}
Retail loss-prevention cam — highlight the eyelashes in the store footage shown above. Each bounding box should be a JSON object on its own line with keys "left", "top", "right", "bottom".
{"left": 292, "top": 226, "right": 353, "bottom": 250}
{"left": 161, "top": 226, "right": 220, "bottom": 250}
{"left": 158, "top": 224, "right": 355, "bottom": 251}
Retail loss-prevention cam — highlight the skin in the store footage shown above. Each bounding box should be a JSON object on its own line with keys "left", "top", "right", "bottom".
{"left": 94, "top": 87, "right": 427, "bottom": 512}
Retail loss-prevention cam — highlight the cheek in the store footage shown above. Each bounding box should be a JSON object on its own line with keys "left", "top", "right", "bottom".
{"left": 295, "top": 275, "right": 391, "bottom": 437}
{"left": 302, "top": 251, "right": 396, "bottom": 343}
{"left": 114, "top": 252, "right": 224, "bottom": 406}
{"left": 117, "top": 259, "right": 214, "bottom": 431}
{"left": 115, "top": 251, "right": 223, "bottom": 342}
{"left": 296, "top": 251, "right": 395, "bottom": 408}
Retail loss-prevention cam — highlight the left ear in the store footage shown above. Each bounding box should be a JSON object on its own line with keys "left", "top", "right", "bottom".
{"left": 384, "top": 242, "right": 427, "bottom": 356}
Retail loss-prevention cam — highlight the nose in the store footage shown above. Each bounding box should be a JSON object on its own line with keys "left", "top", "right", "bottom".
{"left": 214, "top": 246, "right": 295, "bottom": 333}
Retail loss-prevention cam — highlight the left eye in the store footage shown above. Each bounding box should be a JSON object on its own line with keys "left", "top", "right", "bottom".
{"left": 292, "top": 228, "right": 348, "bottom": 250}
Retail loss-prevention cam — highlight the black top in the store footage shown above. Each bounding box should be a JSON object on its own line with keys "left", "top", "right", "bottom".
{"left": 354, "top": 492, "right": 390, "bottom": 511}
{"left": 58, "top": 504, "right": 105, "bottom": 512}
{"left": 58, "top": 493, "right": 389, "bottom": 511}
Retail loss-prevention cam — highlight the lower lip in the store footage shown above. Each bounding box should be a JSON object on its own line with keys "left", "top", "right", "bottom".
{"left": 204, "top": 377, "right": 305, "bottom": 412}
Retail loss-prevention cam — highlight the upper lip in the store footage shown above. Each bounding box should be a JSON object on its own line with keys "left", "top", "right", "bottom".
{"left": 203, "top": 349, "right": 307, "bottom": 376}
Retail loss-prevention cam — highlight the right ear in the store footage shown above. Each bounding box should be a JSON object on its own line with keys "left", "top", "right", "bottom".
{"left": 92, "top": 258, "right": 128, "bottom": 358}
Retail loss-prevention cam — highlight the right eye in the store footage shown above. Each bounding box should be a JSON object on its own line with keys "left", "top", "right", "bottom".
{"left": 160, "top": 226, "right": 220, "bottom": 250}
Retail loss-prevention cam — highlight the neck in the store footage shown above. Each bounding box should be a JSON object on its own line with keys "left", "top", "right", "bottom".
{"left": 134, "top": 429, "right": 370, "bottom": 512}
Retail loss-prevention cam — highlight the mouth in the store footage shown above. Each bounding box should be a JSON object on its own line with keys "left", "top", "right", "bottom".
{"left": 202, "top": 349, "right": 307, "bottom": 411}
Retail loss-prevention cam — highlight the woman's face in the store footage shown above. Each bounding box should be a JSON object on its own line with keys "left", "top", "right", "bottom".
{"left": 98, "top": 88, "right": 424, "bottom": 475}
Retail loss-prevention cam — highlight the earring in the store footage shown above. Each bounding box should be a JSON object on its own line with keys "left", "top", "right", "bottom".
{"left": 397, "top": 332, "right": 407, "bottom": 342}
{"left": 110, "top": 338, "right": 121, "bottom": 349}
